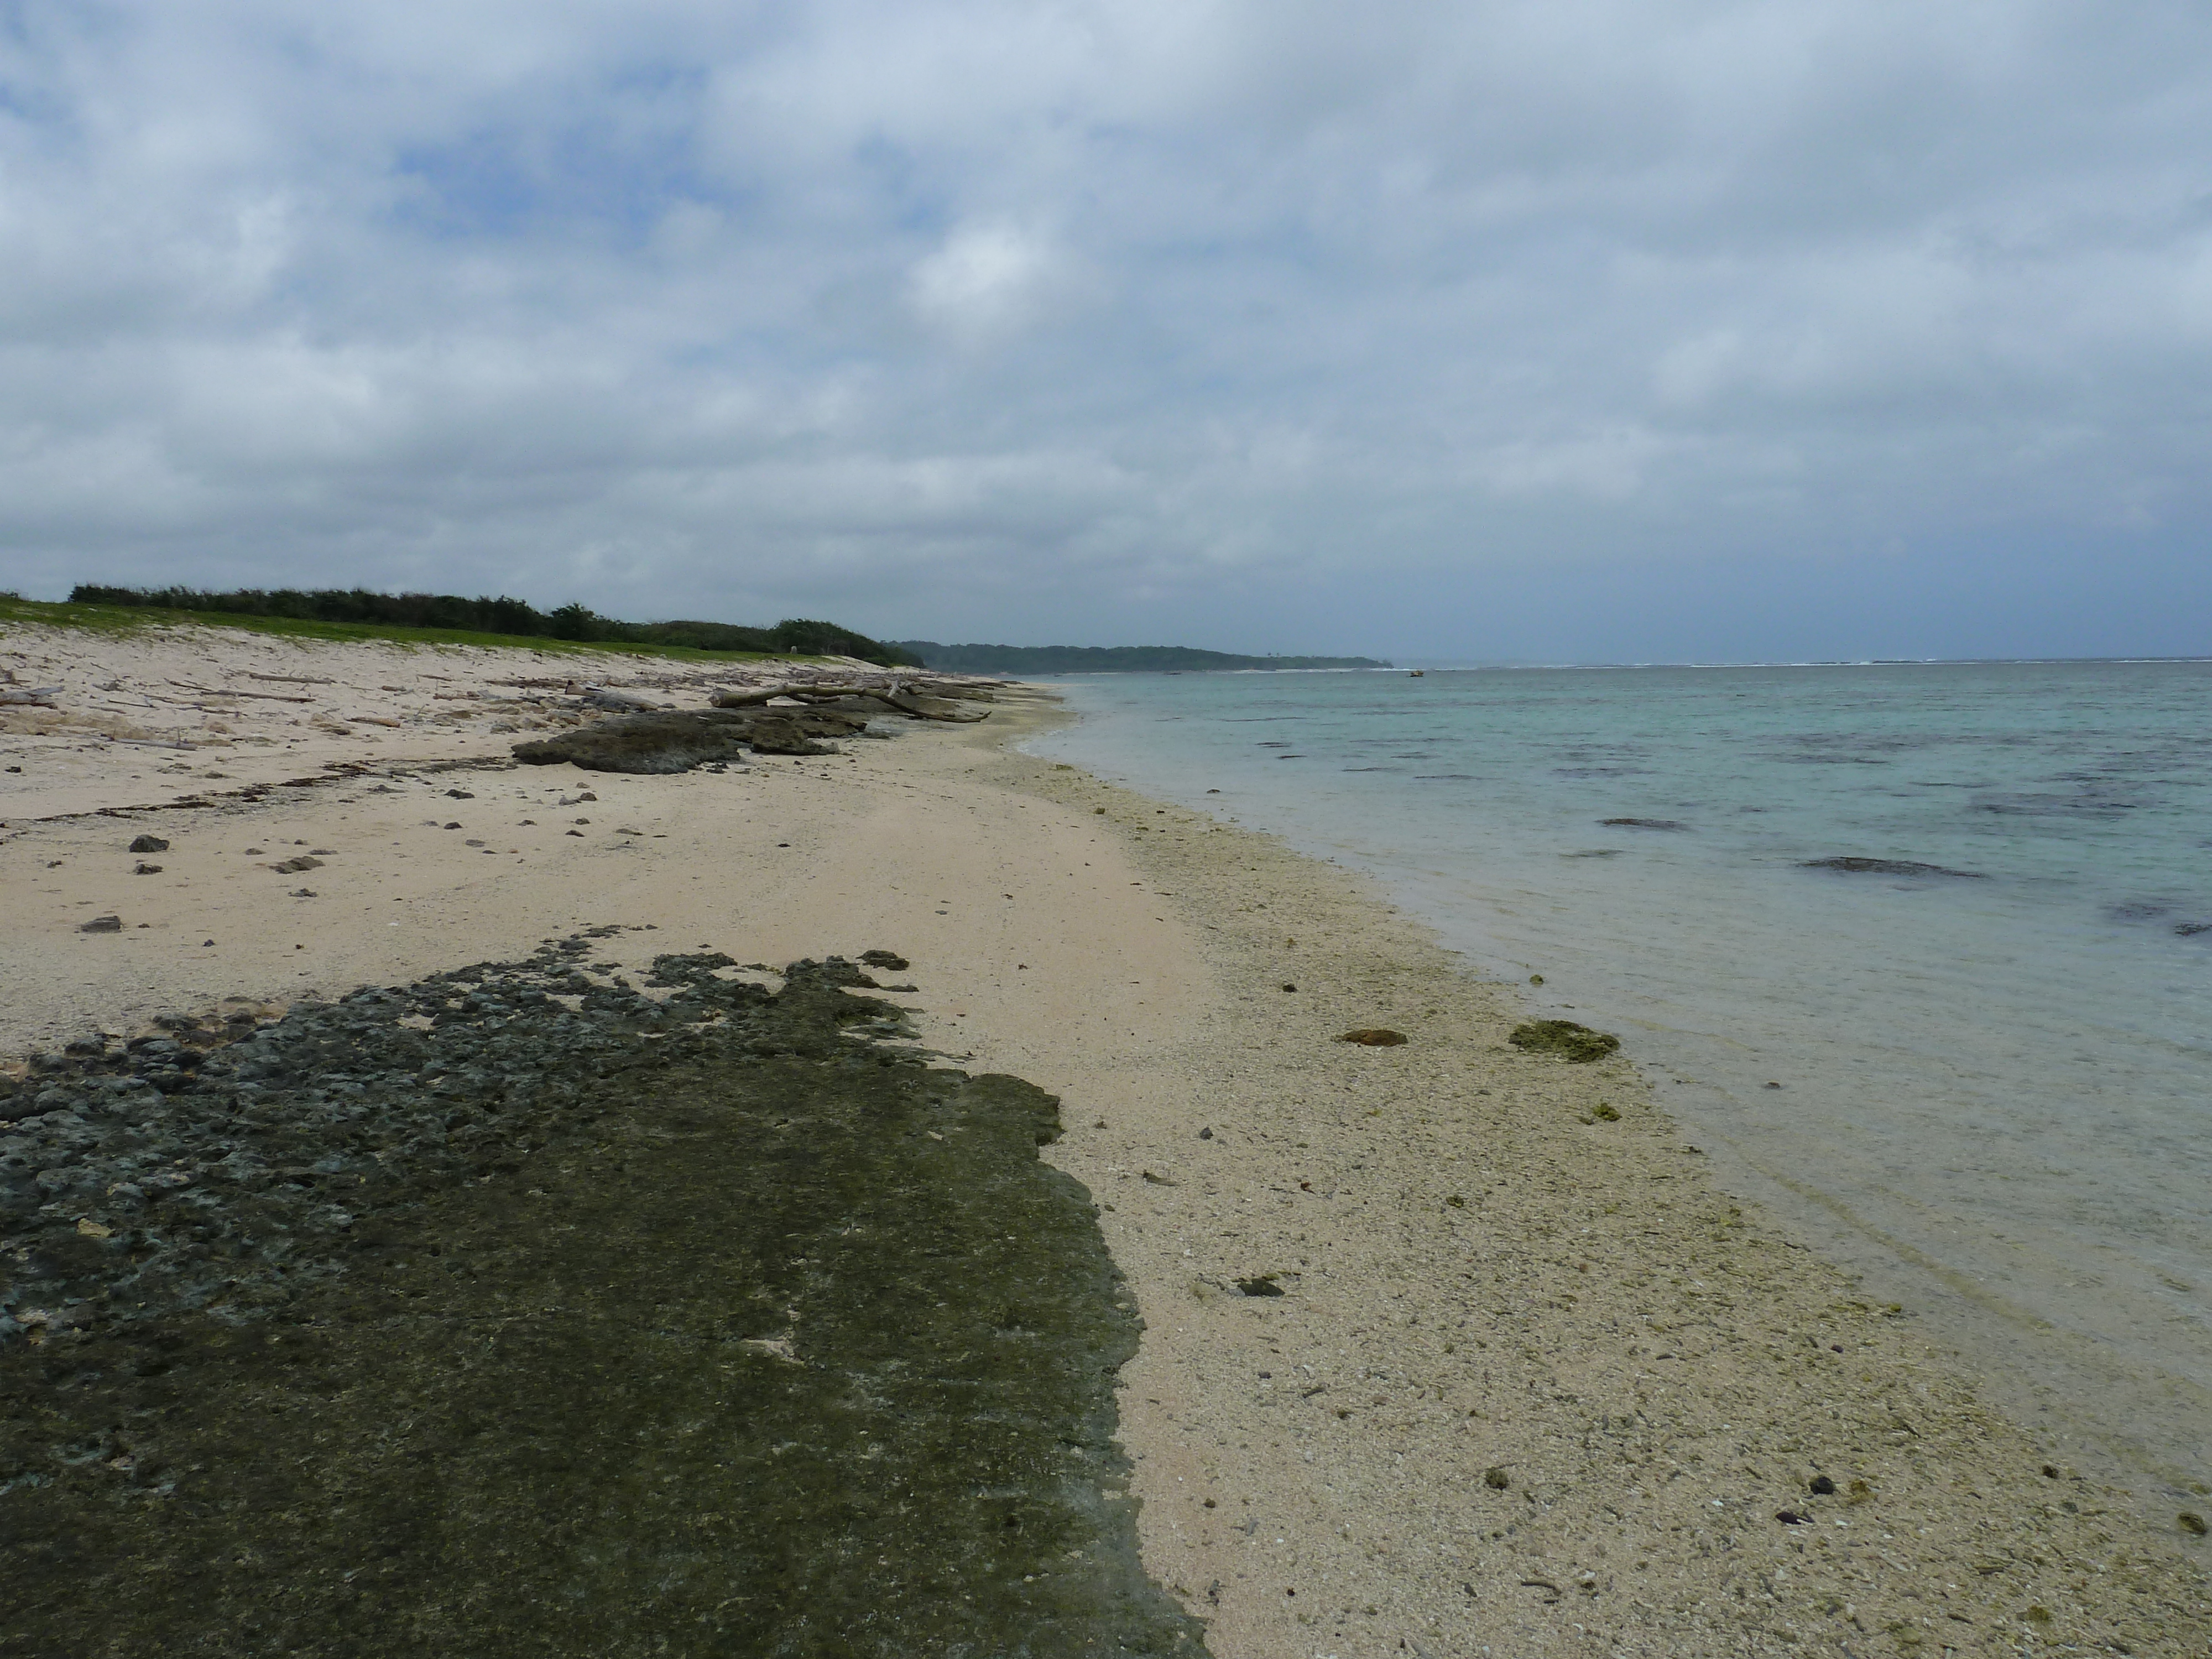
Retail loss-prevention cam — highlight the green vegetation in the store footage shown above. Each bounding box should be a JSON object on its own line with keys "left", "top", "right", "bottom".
{"left": 54, "top": 585, "right": 920, "bottom": 666}
{"left": 893, "top": 641, "right": 1390, "bottom": 673}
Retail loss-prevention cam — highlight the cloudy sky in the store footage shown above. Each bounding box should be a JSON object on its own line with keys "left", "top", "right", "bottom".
{"left": 4, "top": 2, "right": 2209, "bottom": 660}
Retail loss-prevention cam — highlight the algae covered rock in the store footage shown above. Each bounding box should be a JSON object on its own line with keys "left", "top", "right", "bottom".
{"left": 1509, "top": 1019, "right": 1621, "bottom": 1062}
{"left": 0, "top": 941, "right": 1206, "bottom": 1656}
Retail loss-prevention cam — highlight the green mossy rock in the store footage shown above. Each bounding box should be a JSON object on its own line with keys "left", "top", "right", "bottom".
{"left": 1509, "top": 1019, "right": 1622, "bottom": 1063}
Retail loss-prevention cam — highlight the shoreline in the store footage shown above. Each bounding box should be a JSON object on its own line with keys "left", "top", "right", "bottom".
{"left": 5, "top": 620, "right": 2209, "bottom": 1653}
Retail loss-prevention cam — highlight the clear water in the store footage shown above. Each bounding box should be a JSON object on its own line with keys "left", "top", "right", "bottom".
{"left": 1027, "top": 661, "right": 2212, "bottom": 1498}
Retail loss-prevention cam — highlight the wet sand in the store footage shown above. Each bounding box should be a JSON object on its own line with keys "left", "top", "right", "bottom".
{"left": 5, "top": 618, "right": 2209, "bottom": 1655}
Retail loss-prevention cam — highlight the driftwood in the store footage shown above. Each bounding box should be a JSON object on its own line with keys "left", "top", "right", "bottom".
{"left": 166, "top": 682, "right": 316, "bottom": 703}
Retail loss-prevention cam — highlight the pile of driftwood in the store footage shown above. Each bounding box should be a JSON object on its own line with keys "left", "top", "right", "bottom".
{"left": 510, "top": 677, "right": 1001, "bottom": 775}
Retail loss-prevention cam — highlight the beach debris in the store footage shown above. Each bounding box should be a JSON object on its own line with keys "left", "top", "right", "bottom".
{"left": 128, "top": 834, "right": 169, "bottom": 853}
{"left": 1800, "top": 856, "right": 1985, "bottom": 878}
{"left": 1335, "top": 1028, "right": 1407, "bottom": 1046}
{"left": 1509, "top": 1020, "right": 1621, "bottom": 1062}
{"left": 579, "top": 686, "right": 660, "bottom": 711}
{"left": 133, "top": 862, "right": 163, "bottom": 875}
{"left": 1484, "top": 1467, "right": 1511, "bottom": 1489}
{"left": 1775, "top": 1510, "right": 1809, "bottom": 1525}
{"left": 1235, "top": 1274, "right": 1285, "bottom": 1297}
{"left": 79, "top": 915, "right": 122, "bottom": 933}
{"left": 1600, "top": 817, "right": 1689, "bottom": 830}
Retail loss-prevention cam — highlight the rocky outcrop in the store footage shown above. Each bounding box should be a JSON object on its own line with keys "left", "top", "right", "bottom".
{"left": 512, "top": 707, "right": 873, "bottom": 773}
{"left": 514, "top": 677, "right": 1001, "bottom": 773}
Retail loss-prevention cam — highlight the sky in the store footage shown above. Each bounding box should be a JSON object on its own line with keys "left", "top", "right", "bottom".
{"left": 3, "top": 1, "right": 2210, "bottom": 662}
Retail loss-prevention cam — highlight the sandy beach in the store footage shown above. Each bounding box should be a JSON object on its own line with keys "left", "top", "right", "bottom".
{"left": 6, "top": 617, "right": 2209, "bottom": 1656}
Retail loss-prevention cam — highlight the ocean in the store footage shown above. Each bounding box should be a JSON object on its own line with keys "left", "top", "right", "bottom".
{"left": 1026, "top": 660, "right": 2212, "bottom": 1501}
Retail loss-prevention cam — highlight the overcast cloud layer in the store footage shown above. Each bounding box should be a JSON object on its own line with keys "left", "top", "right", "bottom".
{"left": 4, "top": 1, "right": 2210, "bottom": 659}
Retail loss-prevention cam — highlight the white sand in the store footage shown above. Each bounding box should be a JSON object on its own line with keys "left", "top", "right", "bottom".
{"left": 5, "top": 617, "right": 2208, "bottom": 1656}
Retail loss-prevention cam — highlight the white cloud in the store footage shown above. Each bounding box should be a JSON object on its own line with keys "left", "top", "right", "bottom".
{"left": 1, "top": 1, "right": 2209, "bottom": 654}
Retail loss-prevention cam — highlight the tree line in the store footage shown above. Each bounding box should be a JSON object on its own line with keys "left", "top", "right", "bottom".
{"left": 69, "top": 586, "right": 919, "bottom": 667}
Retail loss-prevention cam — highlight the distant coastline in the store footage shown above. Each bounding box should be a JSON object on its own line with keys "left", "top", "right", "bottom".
{"left": 894, "top": 641, "right": 1390, "bottom": 673}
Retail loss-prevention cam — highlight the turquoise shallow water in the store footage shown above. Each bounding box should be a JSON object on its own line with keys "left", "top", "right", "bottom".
{"left": 1027, "top": 661, "right": 2212, "bottom": 1498}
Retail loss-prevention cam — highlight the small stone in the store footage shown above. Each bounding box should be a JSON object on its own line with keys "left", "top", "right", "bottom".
{"left": 1334, "top": 1029, "right": 1407, "bottom": 1046}
{"left": 1809, "top": 1475, "right": 1837, "bottom": 1495}
{"left": 1198, "top": 1128, "right": 1213, "bottom": 1139}
{"left": 1592, "top": 1102, "right": 1621, "bottom": 1121}
{"left": 2181, "top": 1512, "right": 2208, "bottom": 1536}
{"left": 1281, "top": 982, "right": 1297, "bottom": 992}
{"left": 1094, "top": 807, "right": 1106, "bottom": 815}
{"left": 80, "top": 916, "right": 123, "bottom": 933}
{"left": 1775, "top": 1510, "right": 1808, "bottom": 1525}
{"left": 1765, "top": 1081, "right": 1782, "bottom": 1089}
{"left": 1529, "top": 973, "right": 1544, "bottom": 985}
{"left": 445, "top": 789, "right": 474, "bottom": 799}
{"left": 133, "top": 862, "right": 163, "bottom": 875}
{"left": 1483, "top": 1467, "right": 1510, "bottom": 1490}
{"left": 128, "top": 834, "right": 169, "bottom": 853}
{"left": 443, "top": 821, "right": 462, "bottom": 830}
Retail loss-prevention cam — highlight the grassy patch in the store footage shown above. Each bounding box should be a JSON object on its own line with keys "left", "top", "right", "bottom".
{"left": 0, "top": 593, "right": 817, "bottom": 666}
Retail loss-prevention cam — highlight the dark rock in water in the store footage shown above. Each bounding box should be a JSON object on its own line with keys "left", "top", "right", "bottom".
{"left": 1335, "top": 1028, "right": 1407, "bottom": 1047}
{"left": 514, "top": 713, "right": 753, "bottom": 774}
{"left": 0, "top": 937, "right": 1201, "bottom": 1655}
{"left": 1600, "top": 818, "right": 1689, "bottom": 831}
{"left": 128, "top": 834, "right": 169, "bottom": 853}
{"left": 79, "top": 915, "right": 122, "bottom": 933}
{"left": 859, "top": 950, "right": 910, "bottom": 971}
{"left": 1509, "top": 1020, "right": 1621, "bottom": 1062}
{"left": 1801, "top": 857, "right": 1985, "bottom": 879}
